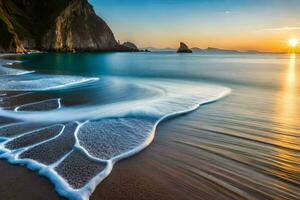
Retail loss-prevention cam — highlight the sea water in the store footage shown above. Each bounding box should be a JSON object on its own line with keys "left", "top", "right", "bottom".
{"left": 0, "top": 53, "right": 229, "bottom": 200}
{"left": 0, "top": 52, "right": 299, "bottom": 200}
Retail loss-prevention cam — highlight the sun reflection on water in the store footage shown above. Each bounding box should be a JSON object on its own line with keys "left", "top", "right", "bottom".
{"left": 272, "top": 54, "right": 300, "bottom": 184}
{"left": 287, "top": 54, "right": 296, "bottom": 87}
{"left": 280, "top": 54, "right": 298, "bottom": 126}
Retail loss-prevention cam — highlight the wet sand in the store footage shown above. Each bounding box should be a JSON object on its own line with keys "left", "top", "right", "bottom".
{"left": 0, "top": 161, "right": 64, "bottom": 200}
{"left": 0, "top": 119, "right": 191, "bottom": 200}
{"left": 1, "top": 84, "right": 300, "bottom": 200}
{"left": 0, "top": 53, "right": 299, "bottom": 200}
{"left": 0, "top": 110, "right": 195, "bottom": 200}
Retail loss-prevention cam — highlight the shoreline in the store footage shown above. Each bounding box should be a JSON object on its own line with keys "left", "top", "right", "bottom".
{"left": 0, "top": 54, "right": 230, "bottom": 200}
{"left": 0, "top": 53, "right": 298, "bottom": 200}
{"left": 0, "top": 118, "right": 195, "bottom": 200}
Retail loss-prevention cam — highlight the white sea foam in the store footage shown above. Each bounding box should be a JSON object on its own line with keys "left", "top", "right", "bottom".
{"left": 0, "top": 56, "right": 34, "bottom": 75}
{"left": 0, "top": 65, "right": 34, "bottom": 75}
{"left": 0, "top": 76, "right": 230, "bottom": 200}
{"left": 0, "top": 78, "right": 229, "bottom": 122}
{"left": 0, "top": 56, "right": 98, "bottom": 90}
{"left": 0, "top": 75, "right": 99, "bottom": 91}
{"left": 0, "top": 54, "right": 231, "bottom": 200}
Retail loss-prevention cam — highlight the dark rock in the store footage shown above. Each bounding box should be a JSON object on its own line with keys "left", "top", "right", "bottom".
{"left": 121, "top": 42, "right": 139, "bottom": 52}
{"left": 41, "top": 0, "right": 118, "bottom": 52}
{"left": 0, "top": 0, "right": 124, "bottom": 53}
{"left": 177, "top": 42, "right": 192, "bottom": 53}
{"left": 0, "top": 0, "right": 27, "bottom": 53}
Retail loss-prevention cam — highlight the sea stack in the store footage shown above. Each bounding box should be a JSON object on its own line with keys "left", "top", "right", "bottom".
{"left": 0, "top": 0, "right": 135, "bottom": 53}
{"left": 177, "top": 42, "right": 192, "bottom": 53}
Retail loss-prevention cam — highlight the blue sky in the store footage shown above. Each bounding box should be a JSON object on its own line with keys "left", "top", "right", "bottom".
{"left": 89, "top": 0, "right": 300, "bottom": 51}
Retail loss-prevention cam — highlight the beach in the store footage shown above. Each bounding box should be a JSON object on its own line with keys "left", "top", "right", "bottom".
{"left": 1, "top": 82, "right": 299, "bottom": 200}
{"left": 1, "top": 0, "right": 300, "bottom": 199}
{"left": 0, "top": 53, "right": 299, "bottom": 200}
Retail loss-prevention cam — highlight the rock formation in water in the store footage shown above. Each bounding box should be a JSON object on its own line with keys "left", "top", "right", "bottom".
{"left": 0, "top": 0, "right": 135, "bottom": 53}
{"left": 177, "top": 42, "right": 192, "bottom": 53}
{"left": 122, "top": 41, "right": 140, "bottom": 52}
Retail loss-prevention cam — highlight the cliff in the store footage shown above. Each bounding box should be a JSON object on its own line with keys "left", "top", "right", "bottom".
{"left": 0, "top": 0, "right": 128, "bottom": 53}
{"left": 0, "top": 0, "right": 27, "bottom": 52}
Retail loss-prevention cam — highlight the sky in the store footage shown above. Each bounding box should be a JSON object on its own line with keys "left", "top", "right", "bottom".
{"left": 89, "top": 0, "right": 300, "bottom": 52}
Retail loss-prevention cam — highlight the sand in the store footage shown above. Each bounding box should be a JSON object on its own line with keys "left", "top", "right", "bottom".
{"left": 0, "top": 120, "right": 189, "bottom": 200}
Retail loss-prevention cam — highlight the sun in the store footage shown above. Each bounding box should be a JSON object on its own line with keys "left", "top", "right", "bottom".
{"left": 288, "top": 38, "right": 298, "bottom": 47}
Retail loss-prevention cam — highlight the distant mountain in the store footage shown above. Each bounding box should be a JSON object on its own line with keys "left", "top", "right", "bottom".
{"left": 146, "top": 46, "right": 278, "bottom": 54}
{"left": 192, "top": 47, "right": 242, "bottom": 54}
{"left": 0, "top": 0, "right": 135, "bottom": 53}
{"left": 195, "top": 48, "right": 282, "bottom": 54}
{"left": 143, "top": 47, "right": 176, "bottom": 52}
{"left": 245, "top": 50, "right": 263, "bottom": 54}
{"left": 189, "top": 47, "right": 204, "bottom": 53}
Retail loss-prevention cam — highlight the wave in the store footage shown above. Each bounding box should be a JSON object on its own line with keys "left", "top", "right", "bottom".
{"left": 0, "top": 75, "right": 99, "bottom": 91}
{"left": 0, "top": 56, "right": 230, "bottom": 200}
{"left": 0, "top": 56, "right": 34, "bottom": 75}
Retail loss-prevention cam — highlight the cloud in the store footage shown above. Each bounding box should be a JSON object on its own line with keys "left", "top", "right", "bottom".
{"left": 260, "top": 26, "right": 300, "bottom": 32}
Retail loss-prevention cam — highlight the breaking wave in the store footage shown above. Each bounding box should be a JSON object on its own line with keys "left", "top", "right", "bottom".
{"left": 0, "top": 55, "right": 230, "bottom": 200}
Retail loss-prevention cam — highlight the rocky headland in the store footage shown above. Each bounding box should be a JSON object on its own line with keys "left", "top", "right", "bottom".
{"left": 0, "top": 0, "right": 137, "bottom": 53}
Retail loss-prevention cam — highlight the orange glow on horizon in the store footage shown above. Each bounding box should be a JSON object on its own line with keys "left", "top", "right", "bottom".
{"left": 125, "top": 33, "right": 300, "bottom": 53}
{"left": 119, "top": 24, "right": 300, "bottom": 53}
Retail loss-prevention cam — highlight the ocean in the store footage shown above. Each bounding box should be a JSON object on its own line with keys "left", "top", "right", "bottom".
{"left": 0, "top": 52, "right": 299, "bottom": 200}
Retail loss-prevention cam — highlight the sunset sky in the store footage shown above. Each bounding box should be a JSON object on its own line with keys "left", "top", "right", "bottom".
{"left": 89, "top": 0, "right": 300, "bottom": 52}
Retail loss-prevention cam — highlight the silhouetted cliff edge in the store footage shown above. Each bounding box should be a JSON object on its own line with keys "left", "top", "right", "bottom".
{"left": 0, "top": 0, "right": 134, "bottom": 53}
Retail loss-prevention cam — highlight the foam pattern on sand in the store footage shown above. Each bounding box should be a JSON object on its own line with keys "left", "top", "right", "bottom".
{"left": 15, "top": 98, "right": 62, "bottom": 111}
{"left": 0, "top": 57, "right": 230, "bottom": 200}
{"left": 0, "top": 74, "right": 99, "bottom": 91}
